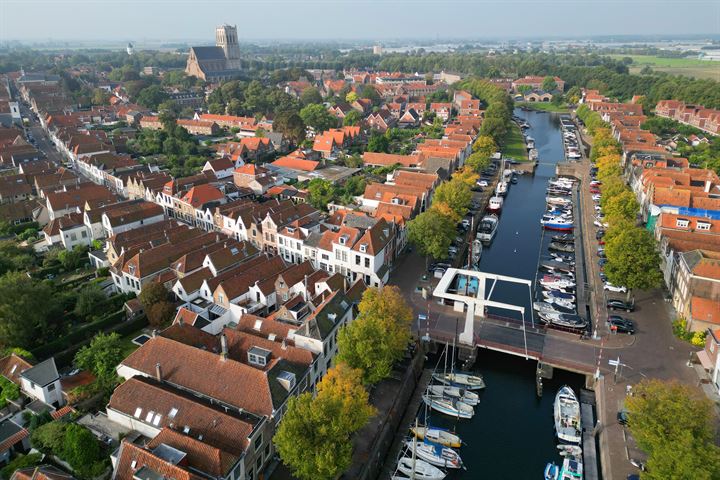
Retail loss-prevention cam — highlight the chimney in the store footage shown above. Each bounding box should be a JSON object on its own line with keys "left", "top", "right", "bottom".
{"left": 155, "top": 363, "right": 162, "bottom": 382}
{"left": 303, "top": 274, "right": 309, "bottom": 301}
{"left": 152, "top": 329, "right": 157, "bottom": 337}
{"left": 220, "top": 333, "right": 228, "bottom": 360}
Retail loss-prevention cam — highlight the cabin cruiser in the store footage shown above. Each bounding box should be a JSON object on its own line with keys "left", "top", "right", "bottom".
{"left": 538, "top": 312, "right": 588, "bottom": 330}
{"left": 542, "top": 289, "right": 576, "bottom": 303}
{"left": 410, "top": 426, "right": 462, "bottom": 448}
{"left": 495, "top": 181, "right": 508, "bottom": 196}
{"left": 546, "top": 196, "right": 572, "bottom": 206}
{"left": 554, "top": 386, "right": 582, "bottom": 444}
{"left": 552, "top": 234, "right": 575, "bottom": 243}
{"left": 549, "top": 241, "right": 575, "bottom": 253}
{"left": 540, "top": 275, "right": 576, "bottom": 289}
{"left": 541, "top": 217, "right": 574, "bottom": 231}
{"left": 476, "top": 214, "right": 499, "bottom": 244}
{"left": 487, "top": 196, "right": 504, "bottom": 213}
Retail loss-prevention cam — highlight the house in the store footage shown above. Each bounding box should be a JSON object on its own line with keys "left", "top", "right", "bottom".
{"left": 524, "top": 90, "right": 553, "bottom": 102}
{"left": 19, "top": 358, "right": 64, "bottom": 408}
{"left": 42, "top": 212, "right": 89, "bottom": 250}
{"left": 512, "top": 76, "right": 565, "bottom": 92}
{"left": 700, "top": 329, "right": 720, "bottom": 395}
{"left": 311, "top": 133, "right": 339, "bottom": 159}
{"left": 202, "top": 157, "right": 236, "bottom": 179}
{"left": 363, "top": 152, "right": 424, "bottom": 169}
{"left": 398, "top": 108, "right": 420, "bottom": 128}
{"left": 0, "top": 420, "right": 30, "bottom": 466}
{"left": 45, "top": 183, "right": 116, "bottom": 220}
{"left": 10, "top": 465, "right": 75, "bottom": 480}
{"left": 672, "top": 249, "right": 720, "bottom": 332}
{"left": 233, "top": 164, "right": 279, "bottom": 195}
{"left": 366, "top": 110, "right": 395, "bottom": 132}
{"left": 101, "top": 201, "right": 165, "bottom": 237}
{"left": 429, "top": 103, "right": 453, "bottom": 122}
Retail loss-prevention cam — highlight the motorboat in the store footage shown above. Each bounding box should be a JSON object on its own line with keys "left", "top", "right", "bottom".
{"left": 495, "top": 181, "right": 508, "bottom": 196}
{"left": 540, "top": 274, "right": 575, "bottom": 287}
{"left": 548, "top": 297, "right": 576, "bottom": 310}
{"left": 405, "top": 440, "right": 463, "bottom": 469}
{"left": 549, "top": 252, "right": 575, "bottom": 263}
{"left": 427, "top": 384, "right": 480, "bottom": 406}
{"left": 432, "top": 371, "right": 486, "bottom": 390}
{"left": 549, "top": 242, "right": 575, "bottom": 253}
{"left": 410, "top": 425, "right": 462, "bottom": 448}
{"left": 539, "top": 312, "right": 588, "bottom": 330}
{"left": 487, "top": 196, "right": 503, "bottom": 213}
{"left": 542, "top": 290, "right": 576, "bottom": 302}
{"left": 546, "top": 196, "right": 572, "bottom": 206}
{"left": 559, "top": 456, "right": 584, "bottom": 479}
{"left": 566, "top": 151, "right": 582, "bottom": 160}
{"left": 396, "top": 456, "right": 447, "bottom": 480}
{"left": 526, "top": 137, "right": 535, "bottom": 149}
{"left": 423, "top": 395, "right": 474, "bottom": 419}
{"left": 476, "top": 214, "right": 499, "bottom": 244}
{"left": 511, "top": 176, "right": 519, "bottom": 184}
{"left": 544, "top": 462, "right": 559, "bottom": 480}
{"left": 534, "top": 301, "right": 573, "bottom": 315}
{"left": 529, "top": 149, "right": 538, "bottom": 160}
{"left": 554, "top": 386, "right": 581, "bottom": 444}
{"left": 540, "top": 260, "right": 574, "bottom": 273}
{"left": 557, "top": 445, "right": 583, "bottom": 457}
{"left": 541, "top": 218, "right": 574, "bottom": 231}
{"left": 471, "top": 239, "right": 482, "bottom": 265}
{"left": 552, "top": 234, "right": 575, "bottom": 243}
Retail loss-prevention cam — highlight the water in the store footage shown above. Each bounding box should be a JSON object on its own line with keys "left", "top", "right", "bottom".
{"left": 423, "top": 109, "right": 585, "bottom": 479}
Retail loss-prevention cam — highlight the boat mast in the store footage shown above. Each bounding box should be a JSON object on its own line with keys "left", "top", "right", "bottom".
{"left": 411, "top": 418, "right": 417, "bottom": 480}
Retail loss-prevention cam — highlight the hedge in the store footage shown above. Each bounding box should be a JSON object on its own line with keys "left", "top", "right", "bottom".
{"left": 31, "top": 310, "right": 126, "bottom": 360}
{"left": 2, "top": 221, "right": 39, "bottom": 236}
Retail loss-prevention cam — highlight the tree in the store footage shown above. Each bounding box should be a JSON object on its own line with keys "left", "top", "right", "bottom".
{"left": 626, "top": 380, "right": 720, "bottom": 480}
{"left": 342, "top": 109, "right": 362, "bottom": 126}
{"left": 299, "top": 104, "right": 336, "bottom": 133}
{"left": 91, "top": 88, "right": 109, "bottom": 105}
{"left": 300, "top": 87, "right": 323, "bottom": 107}
{"left": 74, "top": 333, "right": 124, "bottom": 388}
{"left": 366, "top": 132, "right": 389, "bottom": 153}
{"left": 542, "top": 76, "right": 558, "bottom": 92}
{"left": 136, "top": 84, "right": 169, "bottom": 110}
{"left": 74, "top": 285, "right": 107, "bottom": 321}
{"left": 466, "top": 151, "right": 492, "bottom": 173}
{"left": 138, "top": 282, "right": 175, "bottom": 327}
{"left": 307, "top": 178, "right": 337, "bottom": 210}
{"left": 147, "top": 302, "right": 177, "bottom": 328}
{"left": 274, "top": 112, "right": 306, "bottom": 145}
{"left": 472, "top": 135, "right": 497, "bottom": 157}
{"left": 0, "top": 240, "right": 35, "bottom": 274}
{"left": 602, "top": 190, "right": 639, "bottom": 224}
{"left": 345, "top": 91, "right": 358, "bottom": 104}
{"left": 0, "top": 272, "right": 56, "bottom": 348}
{"left": 360, "top": 85, "right": 381, "bottom": 105}
{"left": 337, "top": 287, "right": 412, "bottom": 384}
{"left": 63, "top": 423, "right": 106, "bottom": 478}
{"left": 432, "top": 178, "right": 472, "bottom": 221}
{"left": 407, "top": 209, "right": 456, "bottom": 260}
{"left": 517, "top": 85, "right": 532, "bottom": 94}
{"left": 57, "top": 245, "right": 88, "bottom": 270}
{"left": 604, "top": 226, "right": 663, "bottom": 295}
{"left": 454, "top": 167, "right": 479, "bottom": 187}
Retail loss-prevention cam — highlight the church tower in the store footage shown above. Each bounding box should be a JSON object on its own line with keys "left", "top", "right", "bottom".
{"left": 215, "top": 25, "right": 241, "bottom": 70}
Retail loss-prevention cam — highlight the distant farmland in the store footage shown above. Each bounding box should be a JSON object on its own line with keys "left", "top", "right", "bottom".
{"left": 607, "top": 54, "right": 720, "bottom": 81}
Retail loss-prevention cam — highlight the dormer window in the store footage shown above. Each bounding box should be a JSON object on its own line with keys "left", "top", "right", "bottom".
{"left": 696, "top": 221, "right": 711, "bottom": 231}
{"left": 359, "top": 244, "right": 367, "bottom": 253}
{"left": 676, "top": 218, "right": 689, "bottom": 228}
{"left": 339, "top": 235, "right": 348, "bottom": 245}
{"left": 248, "top": 346, "right": 271, "bottom": 367}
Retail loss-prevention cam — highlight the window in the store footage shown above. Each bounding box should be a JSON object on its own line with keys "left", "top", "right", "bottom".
{"left": 168, "top": 407, "right": 178, "bottom": 419}
{"left": 676, "top": 218, "right": 689, "bottom": 228}
{"left": 47, "top": 383, "right": 55, "bottom": 392}
{"left": 256, "top": 455, "right": 262, "bottom": 470}
{"left": 145, "top": 411, "right": 155, "bottom": 422}
{"left": 81, "top": 230, "right": 87, "bottom": 238}
{"left": 365, "top": 258, "right": 370, "bottom": 268}
{"left": 254, "top": 434, "right": 263, "bottom": 451}
{"left": 697, "top": 222, "right": 711, "bottom": 231}
{"left": 355, "top": 255, "right": 361, "bottom": 265}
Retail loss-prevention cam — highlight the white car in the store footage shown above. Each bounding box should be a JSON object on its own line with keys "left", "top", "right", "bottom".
{"left": 594, "top": 220, "right": 609, "bottom": 228}
{"left": 592, "top": 194, "right": 602, "bottom": 201}
{"left": 477, "top": 180, "right": 489, "bottom": 187}
{"left": 604, "top": 282, "right": 627, "bottom": 293}
{"left": 590, "top": 180, "right": 602, "bottom": 186}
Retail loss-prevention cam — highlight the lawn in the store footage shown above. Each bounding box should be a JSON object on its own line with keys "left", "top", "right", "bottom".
{"left": 515, "top": 102, "right": 569, "bottom": 113}
{"left": 607, "top": 54, "right": 720, "bottom": 81}
{"left": 118, "top": 327, "right": 148, "bottom": 357}
{"left": 501, "top": 123, "right": 528, "bottom": 161}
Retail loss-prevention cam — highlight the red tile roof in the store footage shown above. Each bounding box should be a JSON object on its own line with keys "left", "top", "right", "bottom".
{"left": 691, "top": 297, "right": 720, "bottom": 325}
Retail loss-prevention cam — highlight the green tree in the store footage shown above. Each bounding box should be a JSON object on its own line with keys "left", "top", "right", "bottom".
{"left": 91, "top": 88, "right": 109, "bottom": 105}
{"left": 63, "top": 423, "right": 106, "bottom": 478}
{"left": 626, "top": 380, "right": 720, "bottom": 480}
{"left": 74, "top": 333, "right": 124, "bottom": 388}
{"left": 345, "top": 91, "right": 359, "bottom": 103}
{"left": 342, "top": 109, "right": 362, "bottom": 126}
{"left": 604, "top": 225, "right": 663, "bottom": 296}
{"left": 603, "top": 190, "right": 639, "bottom": 224}
{"left": 138, "top": 282, "right": 175, "bottom": 327}
{"left": 299, "top": 104, "right": 336, "bottom": 133}
{"left": 337, "top": 287, "right": 412, "bottom": 384}
{"left": 366, "top": 132, "right": 389, "bottom": 153}
{"left": 58, "top": 245, "right": 88, "bottom": 270}
{"left": 0, "top": 240, "right": 35, "bottom": 274}
{"left": 407, "top": 209, "right": 456, "bottom": 260}
{"left": 136, "top": 84, "right": 169, "bottom": 110}
{"left": 472, "top": 135, "right": 497, "bottom": 157}
{"left": 274, "top": 111, "right": 306, "bottom": 145}
{"left": 0, "top": 453, "right": 43, "bottom": 479}
{"left": 274, "top": 364, "right": 374, "bottom": 480}
{"left": 74, "top": 285, "right": 107, "bottom": 321}
{"left": 307, "top": 179, "right": 337, "bottom": 210}
{"left": 466, "top": 151, "right": 492, "bottom": 173}
{"left": 432, "top": 178, "right": 472, "bottom": 221}
{"left": 360, "top": 85, "right": 381, "bottom": 105}
{"left": 541, "top": 76, "right": 558, "bottom": 92}
{"left": 300, "top": 87, "right": 323, "bottom": 106}
{"left": 0, "top": 272, "right": 56, "bottom": 348}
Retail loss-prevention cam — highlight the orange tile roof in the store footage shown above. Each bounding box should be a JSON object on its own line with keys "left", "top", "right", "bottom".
{"left": 271, "top": 156, "right": 320, "bottom": 172}
{"left": 180, "top": 184, "right": 224, "bottom": 208}
{"left": 691, "top": 297, "right": 720, "bottom": 325}
{"left": 113, "top": 440, "right": 202, "bottom": 480}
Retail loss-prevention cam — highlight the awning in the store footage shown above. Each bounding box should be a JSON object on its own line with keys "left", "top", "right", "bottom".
{"left": 697, "top": 350, "right": 714, "bottom": 370}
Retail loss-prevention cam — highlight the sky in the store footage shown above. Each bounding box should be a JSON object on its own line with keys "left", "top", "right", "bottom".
{"left": 1, "top": 0, "right": 719, "bottom": 43}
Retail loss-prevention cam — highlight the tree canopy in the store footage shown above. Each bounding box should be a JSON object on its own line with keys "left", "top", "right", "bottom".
{"left": 299, "top": 104, "right": 337, "bottom": 133}
{"left": 604, "top": 215, "right": 663, "bottom": 292}
{"left": 432, "top": 177, "right": 472, "bottom": 222}
{"left": 407, "top": 209, "right": 456, "bottom": 260}
{"left": 74, "top": 332, "right": 124, "bottom": 389}
{"left": 0, "top": 272, "right": 57, "bottom": 349}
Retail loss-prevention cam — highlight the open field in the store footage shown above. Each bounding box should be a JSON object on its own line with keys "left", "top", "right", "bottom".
{"left": 607, "top": 54, "right": 720, "bottom": 81}
{"left": 501, "top": 123, "right": 528, "bottom": 161}
{"left": 515, "top": 102, "right": 569, "bottom": 113}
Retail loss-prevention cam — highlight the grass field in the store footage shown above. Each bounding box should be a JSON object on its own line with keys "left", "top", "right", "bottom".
{"left": 501, "top": 123, "right": 528, "bottom": 161}
{"left": 607, "top": 54, "right": 720, "bottom": 81}
{"left": 515, "top": 102, "right": 569, "bottom": 113}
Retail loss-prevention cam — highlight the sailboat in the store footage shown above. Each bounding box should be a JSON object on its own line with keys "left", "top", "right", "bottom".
{"left": 554, "top": 386, "right": 582, "bottom": 444}
{"left": 405, "top": 440, "right": 463, "bottom": 469}
{"left": 422, "top": 394, "right": 474, "bottom": 419}
{"left": 396, "top": 456, "right": 447, "bottom": 480}
{"left": 427, "top": 384, "right": 480, "bottom": 405}
{"left": 410, "top": 425, "right": 462, "bottom": 448}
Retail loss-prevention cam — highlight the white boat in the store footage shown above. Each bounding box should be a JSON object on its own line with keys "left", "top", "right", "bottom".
{"left": 411, "top": 426, "right": 462, "bottom": 448}
{"left": 542, "top": 290, "right": 576, "bottom": 302}
{"left": 476, "top": 214, "right": 499, "bottom": 243}
{"left": 540, "top": 275, "right": 576, "bottom": 289}
{"left": 432, "top": 371, "right": 486, "bottom": 390}
{"left": 557, "top": 445, "right": 583, "bottom": 457}
{"left": 541, "top": 217, "right": 574, "bottom": 231}
{"left": 529, "top": 148, "right": 539, "bottom": 160}
{"left": 471, "top": 239, "right": 482, "bottom": 265}
{"left": 427, "top": 384, "right": 480, "bottom": 406}
{"left": 546, "top": 196, "right": 572, "bottom": 206}
{"left": 495, "top": 181, "right": 508, "bottom": 196}
{"left": 549, "top": 297, "right": 576, "bottom": 310}
{"left": 554, "top": 386, "right": 582, "bottom": 444}
{"left": 396, "top": 456, "right": 447, "bottom": 480}
{"left": 544, "top": 462, "right": 560, "bottom": 480}
{"left": 405, "top": 440, "right": 463, "bottom": 469}
{"left": 566, "top": 151, "right": 582, "bottom": 160}
{"left": 423, "top": 395, "right": 474, "bottom": 419}
{"left": 534, "top": 301, "right": 564, "bottom": 315}
{"left": 559, "top": 456, "right": 583, "bottom": 479}
{"left": 487, "top": 196, "right": 504, "bottom": 212}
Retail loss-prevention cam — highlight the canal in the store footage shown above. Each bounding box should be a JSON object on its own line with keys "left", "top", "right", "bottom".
{"left": 424, "top": 109, "right": 586, "bottom": 479}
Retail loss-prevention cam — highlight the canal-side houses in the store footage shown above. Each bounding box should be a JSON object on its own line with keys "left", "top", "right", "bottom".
{"left": 655, "top": 100, "right": 720, "bottom": 136}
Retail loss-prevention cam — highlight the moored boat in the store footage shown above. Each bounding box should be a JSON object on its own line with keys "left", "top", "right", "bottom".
{"left": 544, "top": 462, "right": 559, "bottom": 480}
{"left": 432, "top": 371, "right": 486, "bottom": 390}
{"left": 559, "top": 456, "right": 583, "bottom": 479}
{"left": 422, "top": 395, "right": 474, "bottom": 419}
{"left": 554, "top": 386, "right": 581, "bottom": 444}
{"left": 549, "top": 242, "right": 575, "bottom": 253}
{"left": 476, "top": 214, "right": 499, "bottom": 244}
{"left": 405, "top": 440, "right": 463, "bottom": 469}
{"left": 396, "top": 456, "right": 447, "bottom": 480}
{"left": 410, "top": 425, "right": 462, "bottom": 448}
{"left": 488, "top": 196, "right": 503, "bottom": 213}
{"left": 427, "top": 384, "right": 480, "bottom": 406}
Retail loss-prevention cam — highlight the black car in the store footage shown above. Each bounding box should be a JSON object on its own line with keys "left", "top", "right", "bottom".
{"left": 428, "top": 262, "right": 451, "bottom": 272}
{"left": 607, "top": 299, "right": 635, "bottom": 312}
{"left": 617, "top": 409, "right": 629, "bottom": 425}
{"left": 608, "top": 315, "right": 635, "bottom": 334}
{"left": 596, "top": 229, "right": 605, "bottom": 240}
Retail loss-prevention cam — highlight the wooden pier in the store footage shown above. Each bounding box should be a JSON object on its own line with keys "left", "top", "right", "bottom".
{"left": 580, "top": 389, "right": 600, "bottom": 480}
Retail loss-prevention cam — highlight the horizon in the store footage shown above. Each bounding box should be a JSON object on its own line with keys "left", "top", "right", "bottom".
{"left": 2, "top": 0, "right": 719, "bottom": 43}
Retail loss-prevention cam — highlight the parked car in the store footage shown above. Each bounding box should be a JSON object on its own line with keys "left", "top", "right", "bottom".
{"left": 604, "top": 282, "right": 627, "bottom": 293}
{"left": 617, "top": 409, "right": 629, "bottom": 425}
{"left": 596, "top": 230, "right": 605, "bottom": 239}
{"left": 608, "top": 315, "right": 635, "bottom": 334}
{"left": 477, "top": 180, "right": 488, "bottom": 187}
{"left": 428, "top": 262, "right": 451, "bottom": 272}
{"left": 607, "top": 299, "right": 635, "bottom": 312}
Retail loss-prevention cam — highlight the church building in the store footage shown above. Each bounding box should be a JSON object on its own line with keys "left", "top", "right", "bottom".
{"left": 185, "top": 25, "right": 242, "bottom": 82}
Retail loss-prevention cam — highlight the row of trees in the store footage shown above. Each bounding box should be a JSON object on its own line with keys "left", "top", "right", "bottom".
{"left": 274, "top": 286, "right": 413, "bottom": 480}
{"left": 576, "top": 106, "right": 663, "bottom": 296}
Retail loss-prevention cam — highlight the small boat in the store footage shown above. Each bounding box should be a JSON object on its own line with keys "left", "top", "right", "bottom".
{"left": 476, "top": 214, "right": 499, "bottom": 244}
{"left": 557, "top": 444, "right": 583, "bottom": 457}
{"left": 542, "top": 290, "right": 576, "bottom": 302}
{"left": 541, "top": 218, "right": 574, "bottom": 231}
{"left": 495, "top": 181, "right": 508, "bottom": 196}
{"left": 423, "top": 395, "right": 474, "bottom": 419}
{"left": 540, "top": 260, "right": 574, "bottom": 273}
{"left": 544, "top": 462, "right": 560, "bottom": 480}
{"left": 534, "top": 301, "right": 574, "bottom": 315}
{"left": 549, "top": 252, "right": 575, "bottom": 263}
{"left": 549, "top": 297, "right": 576, "bottom": 310}
{"left": 546, "top": 196, "right": 572, "bottom": 206}
{"left": 529, "top": 149, "right": 538, "bottom": 160}
{"left": 411, "top": 425, "right": 462, "bottom": 448}
{"left": 471, "top": 239, "right": 482, "bottom": 265}
{"left": 549, "top": 242, "right": 575, "bottom": 253}
{"left": 554, "top": 386, "right": 582, "bottom": 444}
{"left": 539, "top": 312, "right": 588, "bottom": 330}
{"left": 396, "top": 456, "right": 447, "bottom": 480}
{"left": 428, "top": 384, "right": 480, "bottom": 406}
{"left": 552, "top": 234, "right": 575, "bottom": 243}
{"left": 540, "top": 275, "right": 575, "bottom": 288}
{"left": 559, "top": 456, "right": 584, "bottom": 479}
{"left": 405, "top": 440, "right": 463, "bottom": 469}
{"left": 487, "top": 196, "right": 503, "bottom": 213}
{"left": 432, "top": 371, "right": 486, "bottom": 390}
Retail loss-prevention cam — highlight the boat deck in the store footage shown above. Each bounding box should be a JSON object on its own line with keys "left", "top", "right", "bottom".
{"left": 580, "top": 390, "right": 599, "bottom": 480}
